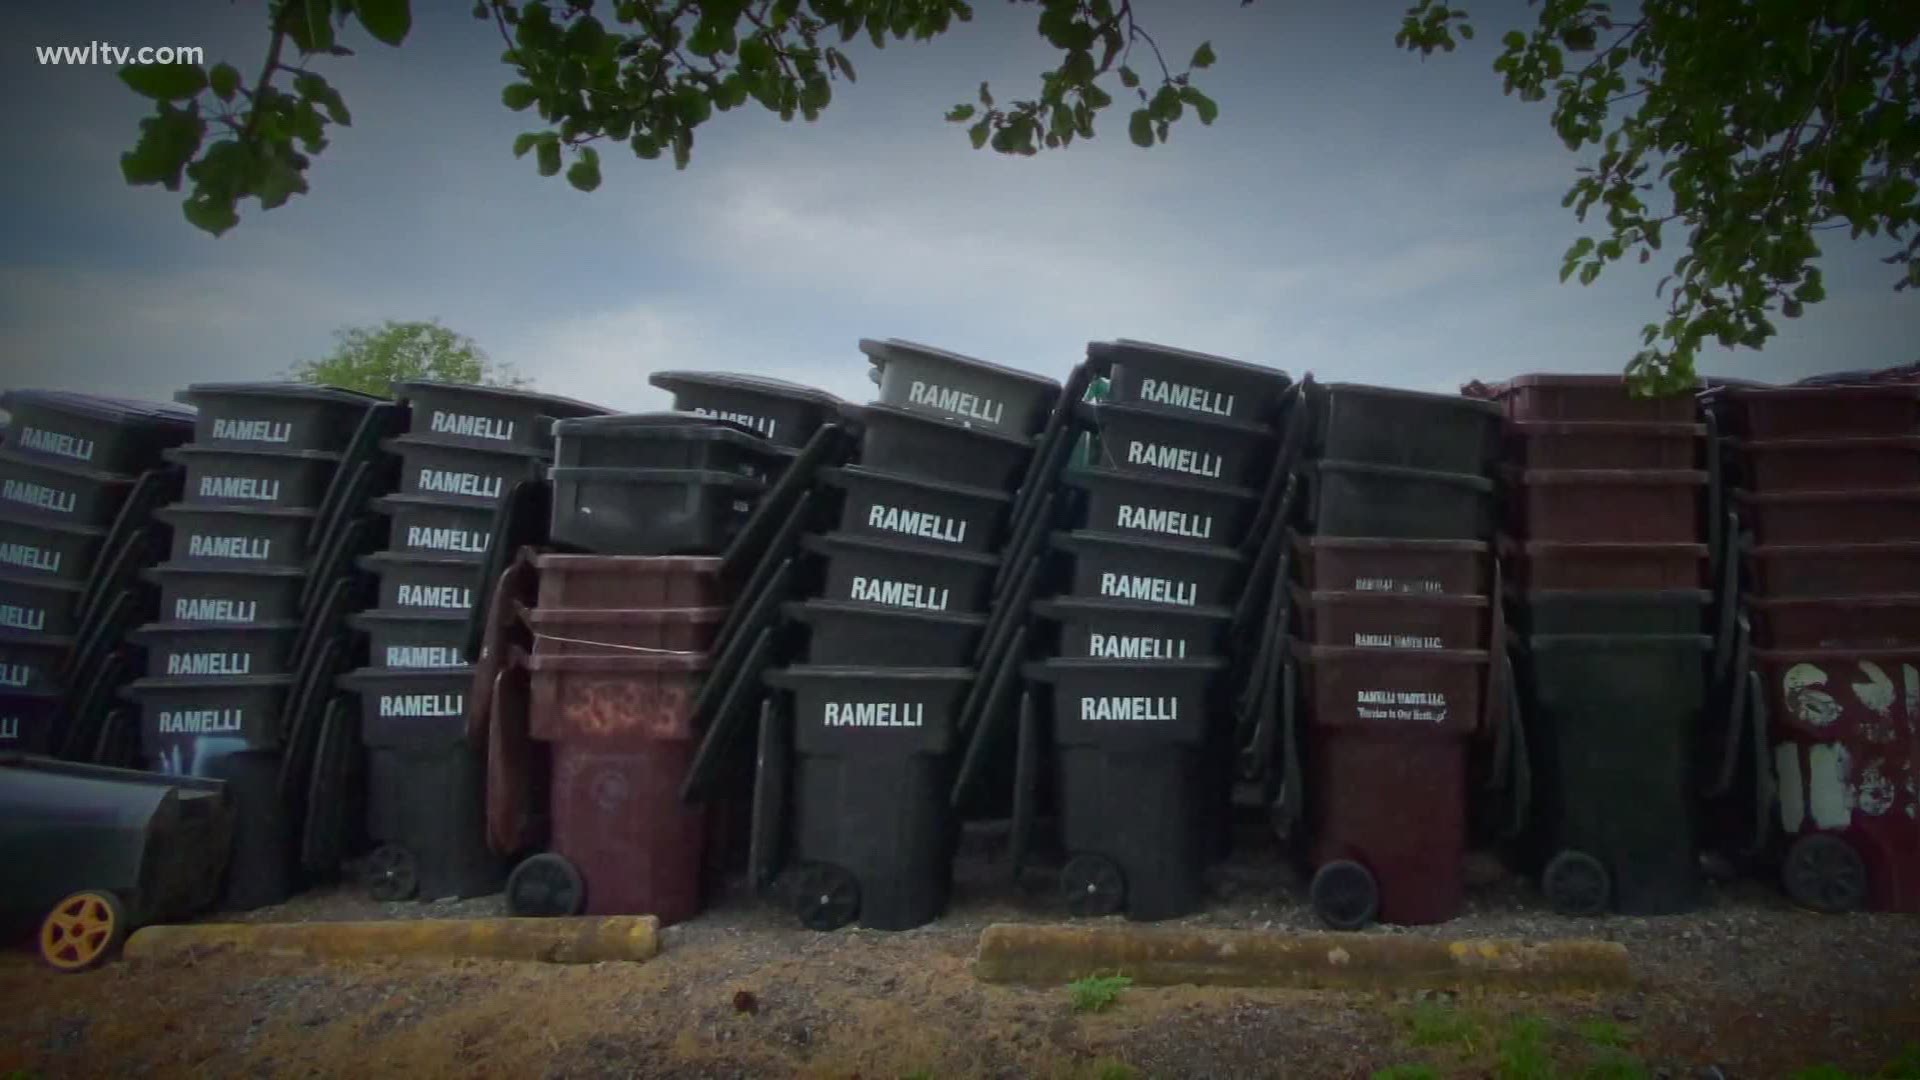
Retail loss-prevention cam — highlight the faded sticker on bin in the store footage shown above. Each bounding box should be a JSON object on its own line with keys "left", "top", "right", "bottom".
{"left": 14, "top": 426, "right": 95, "bottom": 464}
{"left": 173, "top": 597, "right": 261, "bottom": 623}
{"left": 1099, "top": 571, "right": 1198, "bottom": 607}
{"left": 1088, "top": 633, "right": 1188, "bottom": 660}
{"left": 416, "top": 468, "right": 503, "bottom": 500}
{"left": 1356, "top": 690, "right": 1450, "bottom": 723}
{"left": 1353, "top": 576, "right": 1445, "bottom": 595}
{"left": 822, "top": 701, "right": 925, "bottom": 727}
{"left": 1080, "top": 695, "right": 1179, "bottom": 722}
{"left": 1138, "top": 378, "right": 1235, "bottom": 418}
{"left": 379, "top": 691, "right": 465, "bottom": 719}
{"left": 1353, "top": 633, "right": 1445, "bottom": 650}
{"left": 849, "top": 575, "right": 949, "bottom": 611}
{"left": 1125, "top": 441, "right": 1224, "bottom": 481}
{"left": 188, "top": 533, "right": 273, "bottom": 561}
{"left": 199, "top": 476, "right": 281, "bottom": 502}
{"left": 212, "top": 419, "right": 292, "bottom": 444}
{"left": 868, "top": 503, "right": 967, "bottom": 545}
{"left": 693, "top": 407, "right": 777, "bottom": 440}
{"left": 430, "top": 411, "right": 515, "bottom": 442}
{"left": 163, "top": 650, "right": 255, "bottom": 676}
{"left": 2, "top": 478, "right": 77, "bottom": 515}
{"left": 0, "top": 539, "right": 62, "bottom": 574}
{"left": 1117, "top": 503, "right": 1214, "bottom": 542}
{"left": 908, "top": 381, "right": 1003, "bottom": 427}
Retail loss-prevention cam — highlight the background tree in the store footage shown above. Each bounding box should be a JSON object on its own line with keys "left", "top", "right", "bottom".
{"left": 118, "top": 1, "right": 1917, "bottom": 388}
{"left": 288, "top": 319, "right": 526, "bottom": 398}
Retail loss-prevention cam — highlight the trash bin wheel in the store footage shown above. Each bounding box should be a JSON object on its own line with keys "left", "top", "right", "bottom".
{"left": 38, "top": 889, "right": 127, "bottom": 973}
{"left": 506, "top": 853, "right": 587, "bottom": 918}
{"left": 1060, "top": 854, "right": 1126, "bottom": 918}
{"left": 792, "top": 863, "right": 860, "bottom": 932}
{"left": 1309, "top": 860, "right": 1379, "bottom": 931}
{"left": 365, "top": 844, "right": 420, "bottom": 902}
{"left": 1782, "top": 833, "right": 1868, "bottom": 914}
{"left": 1542, "top": 850, "right": 1611, "bottom": 917}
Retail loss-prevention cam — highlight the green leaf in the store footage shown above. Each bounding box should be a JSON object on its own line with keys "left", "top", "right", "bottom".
{"left": 501, "top": 83, "right": 537, "bottom": 111}
{"left": 1458, "top": 24, "right": 1474, "bottom": 41}
{"left": 535, "top": 136, "right": 561, "bottom": 177}
{"left": 183, "top": 193, "right": 241, "bottom": 236}
{"left": 303, "top": 0, "right": 336, "bottom": 53}
{"left": 968, "top": 118, "right": 990, "bottom": 148}
{"left": 354, "top": 0, "right": 412, "bottom": 46}
{"left": 118, "top": 63, "right": 208, "bottom": 102}
{"left": 946, "top": 104, "right": 976, "bottom": 122}
{"left": 1501, "top": 30, "right": 1526, "bottom": 50}
{"left": 255, "top": 154, "right": 308, "bottom": 210}
{"left": 1190, "top": 42, "right": 1216, "bottom": 70}
{"left": 1084, "top": 84, "right": 1112, "bottom": 109}
{"left": 566, "top": 147, "right": 602, "bottom": 192}
{"left": 119, "top": 105, "right": 205, "bottom": 190}
{"left": 978, "top": 81, "right": 993, "bottom": 107}
{"left": 512, "top": 132, "right": 540, "bottom": 158}
{"left": 1177, "top": 86, "right": 1217, "bottom": 125}
{"left": 1128, "top": 108, "right": 1153, "bottom": 148}
{"left": 1118, "top": 66, "right": 1139, "bottom": 89}
{"left": 208, "top": 63, "right": 241, "bottom": 102}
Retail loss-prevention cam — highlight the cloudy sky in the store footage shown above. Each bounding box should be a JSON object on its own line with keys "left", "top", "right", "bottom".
{"left": 1, "top": 1, "right": 1913, "bottom": 411}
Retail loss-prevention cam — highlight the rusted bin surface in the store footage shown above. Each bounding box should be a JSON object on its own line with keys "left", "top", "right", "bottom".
{"left": 520, "top": 651, "right": 710, "bottom": 923}
{"left": 1290, "top": 531, "right": 1490, "bottom": 596}
{"left": 1712, "top": 383, "right": 1920, "bottom": 439}
{"left": 1506, "top": 421, "right": 1704, "bottom": 471}
{"left": 1755, "top": 645, "right": 1920, "bottom": 913}
{"left": 1736, "top": 436, "right": 1920, "bottom": 493}
{"left": 1508, "top": 469, "right": 1707, "bottom": 544}
{"left": 1750, "top": 594, "right": 1920, "bottom": 650}
{"left": 1747, "top": 541, "right": 1920, "bottom": 598}
{"left": 1497, "top": 374, "right": 1699, "bottom": 424}
{"left": 531, "top": 554, "right": 726, "bottom": 611}
{"left": 1294, "top": 641, "right": 1487, "bottom": 927}
{"left": 1736, "top": 487, "right": 1920, "bottom": 545}
{"left": 1290, "top": 585, "right": 1491, "bottom": 651}
{"left": 522, "top": 605, "right": 727, "bottom": 657}
{"left": 1502, "top": 538, "right": 1709, "bottom": 591}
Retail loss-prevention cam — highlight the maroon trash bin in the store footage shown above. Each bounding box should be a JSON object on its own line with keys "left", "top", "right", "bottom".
{"left": 1293, "top": 641, "right": 1490, "bottom": 926}
{"left": 1497, "top": 374, "right": 1698, "bottom": 424}
{"left": 1735, "top": 487, "right": 1920, "bottom": 546}
{"left": 1746, "top": 541, "right": 1920, "bottom": 599}
{"left": 1505, "top": 421, "right": 1703, "bottom": 471}
{"left": 1734, "top": 436, "right": 1920, "bottom": 493}
{"left": 1713, "top": 384, "right": 1920, "bottom": 440}
{"left": 1754, "top": 644, "right": 1920, "bottom": 914}
{"left": 1508, "top": 469, "right": 1708, "bottom": 544}
{"left": 531, "top": 554, "right": 727, "bottom": 611}
{"left": 1502, "top": 538, "right": 1709, "bottom": 591}
{"left": 1289, "top": 531, "right": 1490, "bottom": 597}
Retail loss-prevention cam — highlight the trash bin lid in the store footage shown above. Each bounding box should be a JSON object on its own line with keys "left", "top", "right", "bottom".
{"left": 550, "top": 411, "right": 771, "bottom": 441}
{"left": 1501, "top": 373, "right": 1703, "bottom": 394}
{"left": 1090, "top": 339, "right": 1290, "bottom": 381}
{"left": 175, "top": 381, "right": 383, "bottom": 408}
{"left": 1316, "top": 382, "right": 1504, "bottom": 417}
{"left": 859, "top": 339, "right": 1061, "bottom": 391}
{"left": 1, "top": 390, "right": 197, "bottom": 429}
{"left": 389, "top": 380, "right": 612, "bottom": 418}
{"left": 649, "top": 371, "right": 846, "bottom": 408}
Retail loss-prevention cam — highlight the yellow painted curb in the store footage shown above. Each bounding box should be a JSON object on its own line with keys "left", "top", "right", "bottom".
{"left": 124, "top": 916, "right": 661, "bottom": 966}
{"left": 973, "top": 923, "right": 1630, "bottom": 992}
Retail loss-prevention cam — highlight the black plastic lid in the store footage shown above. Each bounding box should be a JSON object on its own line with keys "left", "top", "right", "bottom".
{"left": 390, "top": 380, "right": 611, "bottom": 418}
{"left": 382, "top": 433, "right": 548, "bottom": 460}
{"left": 346, "top": 609, "right": 471, "bottom": 628}
{"left": 164, "top": 444, "right": 343, "bottom": 464}
{"left": 1030, "top": 596, "right": 1234, "bottom": 623}
{"left": 1089, "top": 339, "right": 1290, "bottom": 381}
{"left": 1076, "top": 397, "right": 1274, "bottom": 438}
{"left": 649, "top": 370, "right": 845, "bottom": 408}
{"left": 820, "top": 464, "right": 1013, "bottom": 504}
{"left": 764, "top": 664, "right": 976, "bottom": 686}
{"left": 1315, "top": 382, "right": 1503, "bottom": 416}
{"left": 1025, "top": 656, "right": 1228, "bottom": 679}
{"left": 782, "top": 598, "right": 988, "bottom": 628}
{"left": 176, "top": 381, "right": 381, "bottom": 408}
{"left": 358, "top": 550, "right": 483, "bottom": 573}
{"left": 1310, "top": 459, "right": 1495, "bottom": 493}
{"left": 859, "top": 339, "right": 1061, "bottom": 391}
{"left": 544, "top": 465, "right": 768, "bottom": 493}
{"left": 1, "top": 389, "right": 197, "bottom": 429}
{"left": 128, "top": 620, "right": 304, "bottom": 639}
{"left": 121, "top": 673, "right": 297, "bottom": 695}
{"left": 143, "top": 560, "right": 307, "bottom": 581}
{"left": 336, "top": 664, "right": 477, "bottom": 690}
{"left": 155, "top": 503, "right": 320, "bottom": 523}
{"left": 1049, "top": 528, "right": 1249, "bottom": 564}
{"left": 799, "top": 530, "right": 1001, "bottom": 567}
{"left": 551, "top": 411, "right": 779, "bottom": 445}
{"left": 370, "top": 492, "right": 502, "bottom": 516}
{"left": 1060, "top": 463, "right": 1260, "bottom": 500}
{"left": 854, "top": 401, "right": 1035, "bottom": 449}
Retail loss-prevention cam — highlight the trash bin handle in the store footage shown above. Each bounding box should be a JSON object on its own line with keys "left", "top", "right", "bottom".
{"left": 1712, "top": 508, "right": 1742, "bottom": 681}
{"left": 1500, "top": 652, "right": 1533, "bottom": 841}
{"left": 1704, "top": 409, "right": 1725, "bottom": 587}
{"left": 1479, "top": 555, "right": 1507, "bottom": 739}
{"left": 1706, "top": 612, "right": 1753, "bottom": 799}
{"left": 1273, "top": 645, "right": 1306, "bottom": 834}
{"left": 1744, "top": 666, "right": 1777, "bottom": 858}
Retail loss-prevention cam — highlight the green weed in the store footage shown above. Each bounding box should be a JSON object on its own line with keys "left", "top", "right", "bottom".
{"left": 1496, "top": 1016, "right": 1556, "bottom": 1080}
{"left": 1576, "top": 1018, "right": 1633, "bottom": 1050}
{"left": 1066, "top": 973, "right": 1132, "bottom": 1014}
{"left": 1407, "top": 1001, "right": 1482, "bottom": 1049}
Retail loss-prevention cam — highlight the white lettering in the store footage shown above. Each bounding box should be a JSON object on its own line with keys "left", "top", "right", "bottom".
{"left": 1123, "top": 440, "right": 1224, "bottom": 479}
{"left": 158, "top": 709, "right": 244, "bottom": 735}
{"left": 0, "top": 542, "right": 61, "bottom": 574}
{"left": 1077, "top": 695, "right": 1180, "bottom": 722}
{"left": 865, "top": 503, "right": 968, "bottom": 545}
{"left": 15, "top": 426, "right": 95, "bottom": 463}
{"left": 1137, "top": 377, "right": 1235, "bottom": 418}
{"left": 905, "top": 380, "right": 1005, "bottom": 426}
{"left": 165, "top": 651, "right": 252, "bottom": 676}
{"left": 396, "top": 584, "right": 473, "bottom": 610}
{"left": 1096, "top": 571, "right": 1199, "bottom": 607}
{"left": 197, "top": 476, "right": 282, "bottom": 502}
{"left": 405, "top": 525, "right": 490, "bottom": 555}
{"left": 0, "top": 664, "right": 30, "bottom": 687}
{"left": 384, "top": 645, "right": 466, "bottom": 668}
{"left": 1087, "top": 633, "right": 1187, "bottom": 660}
{"left": 416, "top": 469, "right": 503, "bottom": 500}
{"left": 822, "top": 701, "right": 927, "bottom": 727}
{"left": 1115, "top": 503, "right": 1213, "bottom": 540}
{"left": 2, "top": 479, "right": 77, "bottom": 515}
{"left": 378, "top": 693, "right": 464, "bottom": 718}
{"left": 692, "top": 407, "right": 777, "bottom": 439}
{"left": 1352, "top": 633, "right": 1445, "bottom": 650}
{"left": 210, "top": 418, "right": 292, "bottom": 444}
{"left": 847, "top": 575, "right": 950, "bottom": 611}
{"left": 0, "top": 605, "right": 46, "bottom": 632}
{"left": 429, "top": 410, "right": 515, "bottom": 442}
{"left": 187, "top": 534, "right": 272, "bottom": 561}
{"left": 172, "top": 598, "right": 260, "bottom": 623}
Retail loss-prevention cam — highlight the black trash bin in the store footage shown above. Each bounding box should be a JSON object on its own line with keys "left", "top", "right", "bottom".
{"left": 392, "top": 380, "right": 610, "bottom": 454}
{"left": 1050, "top": 530, "right": 1247, "bottom": 610}
{"left": 1026, "top": 656, "right": 1228, "bottom": 920}
{"left": 156, "top": 505, "right": 319, "bottom": 568}
{"left": 1088, "top": 339, "right": 1291, "bottom": 427}
{"left": 1307, "top": 383, "right": 1503, "bottom": 476}
{"left": 1060, "top": 466, "right": 1259, "bottom": 549}
{"left": 0, "top": 390, "right": 196, "bottom": 477}
{"left": 1521, "top": 634, "right": 1710, "bottom": 916}
{"left": 1301, "top": 460, "right": 1495, "bottom": 541}
{"left": 147, "top": 562, "right": 308, "bottom": 626}
{"left": 0, "top": 449, "right": 137, "bottom": 529}
{"left": 551, "top": 412, "right": 789, "bottom": 479}
{"left": 359, "top": 551, "right": 484, "bottom": 615}
{"left": 0, "top": 514, "right": 109, "bottom": 585}
{"left": 166, "top": 446, "right": 340, "bottom": 510}
{"left": 547, "top": 466, "right": 766, "bottom": 556}
{"left": 1031, "top": 597, "right": 1234, "bottom": 661}
{"left": 347, "top": 610, "right": 471, "bottom": 670}
{"left": 855, "top": 403, "right": 1036, "bottom": 490}
{"left": 177, "top": 382, "right": 382, "bottom": 454}
{"left": 1, "top": 689, "right": 63, "bottom": 753}
{"left": 123, "top": 673, "right": 296, "bottom": 753}
{"left": 803, "top": 532, "right": 1001, "bottom": 615}
{"left": 649, "top": 371, "right": 846, "bottom": 449}
{"left": 763, "top": 665, "right": 972, "bottom": 931}
{"left": 387, "top": 436, "right": 549, "bottom": 507}
{"left": 372, "top": 493, "right": 498, "bottom": 559}
{"left": 860, "top": 339, "right": 1061, "bottom": 438}
{"left": 785, "top": 600, "right": 986, "bottom": 667}
{"left": 0, "top": 630, "right": 71, "bottom": 693}
{"left": 1077, "top": 400, "right": 1276, "bottom": 489}
{"left": 0, "top": 572, "right": 83, "bottom": 638}
{"left": 128, "top": 621, "right": 303, "bottom": 679}
{"left": 822, "top": 465, "right": 1012, "bottom": 554}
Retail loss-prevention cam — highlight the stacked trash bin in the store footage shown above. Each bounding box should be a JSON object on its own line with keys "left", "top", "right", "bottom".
{"left": 1283, "top": 384, "right": 1503, "bottom": 929}
{"left": 759, "top": 340, "right": 1057, "bottom": 932}
{"left": 340, "top": 381, "right": 608, "bottom": 902}
{"left": 0, "top": 391, "right": 195, "bottom": 759}
{"left": 1498, "top": 375, "right": 1713, "bottom": 917}
{"left": 119, "top": 382, "right": 385, "bottom": 908}
{"left": 1712, "top": 380, "right": 1920, "bottom": 914}
{"left": 1024, "top": 342, "right": 1289, "bottom": 921}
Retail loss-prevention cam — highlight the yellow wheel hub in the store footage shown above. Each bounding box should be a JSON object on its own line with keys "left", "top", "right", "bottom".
{"left": 39, "top": 890, "right": 121, "bottom": 972}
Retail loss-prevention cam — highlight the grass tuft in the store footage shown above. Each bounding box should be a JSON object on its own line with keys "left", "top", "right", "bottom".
{"left": 1067, "top": 973, "right": 1132, "bottom": 1014}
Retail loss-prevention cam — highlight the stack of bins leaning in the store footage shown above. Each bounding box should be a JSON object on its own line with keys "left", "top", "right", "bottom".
{"left": 1024, "top": 341, "right": 1290, "bottom": 922}
{"left": 1281, "top": 383, "right": 1504, "bottom": 930}
{"left": 759, "top": 339, "right": 1057, "bottom": 932}
{"left": 339, "top": 380, "right": 608, "bottom": 904}
{"left": 486, "top": 410, "right": 794, "bottom": 924}
{"left": 122, "top": 381, "right": 385, "bottom": 910}
{"left": 0, "top": 390, "right": 194, "bottom": 761}
{"left": 1496, "top": 374, "right": 1714, "bottom": 917}
{"left": 1708, "top": 378, "right": 1920, "bottom": 914}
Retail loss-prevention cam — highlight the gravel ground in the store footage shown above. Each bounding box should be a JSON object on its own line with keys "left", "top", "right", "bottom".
{"left": 2, "top": 827, "right": 1917, "bottom": 1079}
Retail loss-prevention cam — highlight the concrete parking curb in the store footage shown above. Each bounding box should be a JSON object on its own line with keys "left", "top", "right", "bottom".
{"left": 973, "top": 923, "right": 1631, "bottom": 992}
{"left": 123, "top": 916, "right": 661, "bottom": 966}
